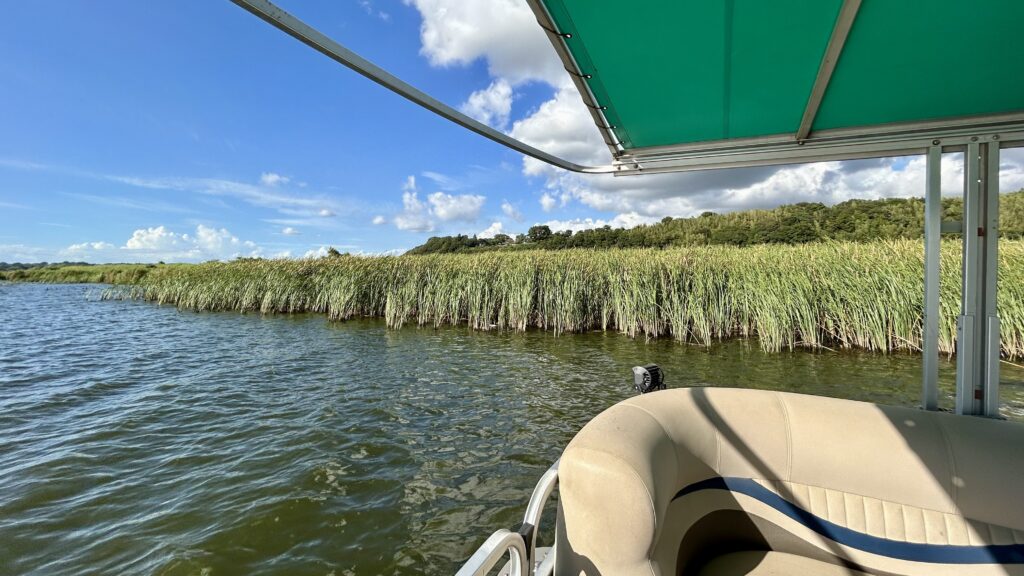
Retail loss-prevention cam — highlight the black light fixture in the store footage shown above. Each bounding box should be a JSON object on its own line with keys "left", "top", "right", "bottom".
{"left": 632, "top": 364, "right": 665, "bottom": 394}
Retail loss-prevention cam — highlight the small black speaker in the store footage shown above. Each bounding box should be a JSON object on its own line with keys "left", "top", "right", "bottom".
{"left": 632, "top": 364, "right": 665, "bottom": 394}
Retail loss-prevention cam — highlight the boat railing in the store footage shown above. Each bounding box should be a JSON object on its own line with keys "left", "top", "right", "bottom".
{"left": 453, "top": 529, "right": 528, "bottom": 576}
{"left": 455, "top": 460, "right": 560, "bottom": 576}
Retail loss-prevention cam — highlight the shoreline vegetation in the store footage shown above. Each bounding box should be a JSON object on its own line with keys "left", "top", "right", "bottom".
{"left": 5, "top": 240, "right": 1024, "bottom": 359}
{"left": 408, "top": 191, "right": 1024, "bottom": 254}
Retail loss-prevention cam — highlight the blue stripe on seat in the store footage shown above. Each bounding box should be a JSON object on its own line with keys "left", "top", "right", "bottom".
{"left": 673, "top": 477, "right": 1024, "bottom": 564}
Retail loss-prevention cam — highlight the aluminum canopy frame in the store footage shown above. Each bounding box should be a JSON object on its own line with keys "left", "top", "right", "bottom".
{"left": 231, "top": 0, "right": 1024, "bottom": 416}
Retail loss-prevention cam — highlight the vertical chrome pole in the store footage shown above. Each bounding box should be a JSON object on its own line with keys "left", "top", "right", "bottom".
{"left": 982, "top": 143, "right": 1001, "bottom": 417}
{"left": 922, "top": 146, "right": 941, "bottom": 411}
{"left": 956, "top": 142, "right": 981, "bottom": 414}
{"left": 955, "top": 141, "right": 1001, "bottom": 417}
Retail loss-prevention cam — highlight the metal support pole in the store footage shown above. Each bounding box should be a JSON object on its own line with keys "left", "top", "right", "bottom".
{"left": 922, "top": 146, "right": 941, "bottom": 410}
{"left": 983, "top": 144, "right": 1001, "bottom": 416}
{"left": 955, "top": 142, "right": 1001, "bottom": 416}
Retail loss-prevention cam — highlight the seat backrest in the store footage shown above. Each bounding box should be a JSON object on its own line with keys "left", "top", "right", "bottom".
{"left": 554, "top": 388, "right": 1024, "bottom": 575}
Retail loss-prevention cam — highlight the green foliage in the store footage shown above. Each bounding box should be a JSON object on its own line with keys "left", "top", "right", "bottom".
{"left": 527, "top": 225, "right": 553, "bottom": 242}
{"left": 94, "top": 240, "right": 1024, "bottom": 360}
{"left": 409, "top": 190, "right": 1024, "bottom": 254}
{"left": 0, "top": 261, "right": 90, "bottom": 271}
{"left": 0, "top": 263, "right": 159, "bottom": 284}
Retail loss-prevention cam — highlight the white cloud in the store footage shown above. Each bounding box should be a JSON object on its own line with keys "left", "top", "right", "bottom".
{"left": 460, "top": 79, "right": 513, "bottom": 129}
{"left": 42, "top": 225, "right": 266, "bottom": 264}
{"left": 194, "top": 225, "right": 257, "bottom": 255}
{"left": 65, "top": 241, "right": 115, "bottom": 252}
{"left": 543, "top": 212, "right": 660, "bottom": 233}
{"left": 259, "top": 172, "right": 290, "bottom": 187}
{"left": 539, "top": 193, "right": 556, "bottom": 212}
{"left": 394, "top": 176, "right": 435, "bottom": 232}
{"left": 135, "top": 225, "right": 260, "bottom": 260}
{"left": 125, "top": 226, "right": 189, "bottom": 251}
{"left": 392, "top": 175, "right": 486, "bottom": 232}
{"left": 403, "top": 0, "right": 564, "bottom": 85}
{"left": 372, "top": 215, "right": 387, "bottom": 225}
{"left": 104, "top": 174, "right": 344, "bottom": 224}
{"left": 421, "top": 170, "right": 461, "bottom": 191}
{"left": 303, "top": 245, "right": 403, "bottom": 258}
{"left": 281, "top": 226, "right": 300, "bottom": 236}
{"left": 501, "top": 200, "right": 523, "bottom": 221}
{"left": 510, "top": 81, "right": 610, "bottom": 174}
{"left": 303, "top": 246, "right": 331, "bottom": 259}
{"left": 0, "top": 244, "right": 54, "bottom": 262}
{"left": 427, "top": 191, "right": 485, "bottom": 222}
{"left": 478, "top": 221, "right": 504, "bottom": 238}
{"left": 359, "top": 0, "right": 391, "bottom": 21}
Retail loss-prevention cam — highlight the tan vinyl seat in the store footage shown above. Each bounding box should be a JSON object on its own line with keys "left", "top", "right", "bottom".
{"left": 553, "top": 388, "right": 1024, "bottom": 576}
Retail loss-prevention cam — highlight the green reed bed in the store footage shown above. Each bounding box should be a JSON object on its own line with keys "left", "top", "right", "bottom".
{"left": 0, "top": 263, "right": 159, "bottom": 284}
{"left": 98, "top": 239, "right": 1024, "bottom": 359}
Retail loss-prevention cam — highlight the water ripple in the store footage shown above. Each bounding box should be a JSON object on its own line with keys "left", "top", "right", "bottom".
{"left": 1, "top": 283, "right": 1022, "bottom": 575}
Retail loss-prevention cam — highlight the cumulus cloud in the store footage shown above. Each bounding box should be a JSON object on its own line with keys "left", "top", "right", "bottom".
{"left": 404, "top": 0, "right": 564, "bottom": 85}
{"left": 501, "top": 200, "right": 523, "bottom": 221}
{"left": 281, "top": 226, "right": 300, "bottom": 236}
{"left": 259, "top": 172, "right": 290, "bottom": 187}
{"left": 125, "top": 226, "right": 189, "bottom": 251}
{"left": 394, "top": 176, "right": 436, "bottom": 232}
{"left": 392, "top": 175, "right": 486, "bottom": 232}
{"left": 303, "top": 246, "right": 331, "bottom": 259}
{"left": 427, "top": 191, "right": 485, "bottom": 221}
{"left": 303, "top": 245, "right": 403, "bottom": 258}
{"left": 60, "top": 224, "right": 265, "bottom": 263}
{"left": 65, "top": 241, "right": 115, "bottom": 252}
{"left": 372, "top": 215, "right": 387, "bottom": 225}
{"left": 460, "top": 79, "right": 513, "bottom": 129}
{"left": 478, "top": 221, "right": 504, "bottom": 238}
{"left": 543, "top": 213, "right": 660, "bottom": 233}
{"left": 539, "top": 193, "right": 556, "bottom": 212}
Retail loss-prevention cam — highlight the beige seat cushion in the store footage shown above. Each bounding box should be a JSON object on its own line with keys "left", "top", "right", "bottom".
{"left": 698, "top": 551, "right": 873, "bottom": 575}
{"left": 554, "top": 388, "right": 1024, "bottom": 576}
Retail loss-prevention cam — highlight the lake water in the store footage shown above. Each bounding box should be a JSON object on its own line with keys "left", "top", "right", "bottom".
{"left": 3, "top": 283, "right": 1023, "bottom": 575}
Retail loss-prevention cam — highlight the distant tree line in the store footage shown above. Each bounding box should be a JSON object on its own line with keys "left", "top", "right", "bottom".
{"left": 0, "top": 261, "right": 93, "bottom": 271}
{"left": 407, "top": 191, "right": 1024, "bottom": 254}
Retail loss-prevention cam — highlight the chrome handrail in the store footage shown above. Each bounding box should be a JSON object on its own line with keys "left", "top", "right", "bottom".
{"left": 520, "top": 460, "right": 559, "bottom": 575}
{"left": 454, "top": 529, "right": 529, "bottom": 576}
{"left": 456, "top": 460, "right": 560, "bottom": 576}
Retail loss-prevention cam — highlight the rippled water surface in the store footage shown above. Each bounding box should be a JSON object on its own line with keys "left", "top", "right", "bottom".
{"left": 2, "top": 283, "right": 1023, "bottom": 575}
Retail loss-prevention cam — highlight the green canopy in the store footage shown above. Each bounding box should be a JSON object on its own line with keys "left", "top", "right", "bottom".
{"left": 531, "top": 0, "right": 1024, "bottom": 172}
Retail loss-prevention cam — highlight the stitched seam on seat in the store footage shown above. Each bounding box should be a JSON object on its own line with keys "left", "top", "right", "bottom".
{"left": 753, "top": 479, "right": 959, "bottom": 518}
{"left": 743, "top": 478, "right": 1024, "bottom": 546}
{"left": 776, "top": 392, "right": 794, "bottom": 482}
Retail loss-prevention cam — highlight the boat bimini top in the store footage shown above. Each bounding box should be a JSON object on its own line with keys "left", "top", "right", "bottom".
{"left": 230, "top": 1, "right": 1024, "bottom": 574}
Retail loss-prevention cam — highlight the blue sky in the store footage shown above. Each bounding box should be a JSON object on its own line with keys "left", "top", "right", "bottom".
{"left": 3, "top": 0, "right": 1023, "bottom": 263}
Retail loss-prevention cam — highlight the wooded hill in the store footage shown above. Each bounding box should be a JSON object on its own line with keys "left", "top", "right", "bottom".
{"left": 408, "top": 190, "right": 1024, "bottom": 254}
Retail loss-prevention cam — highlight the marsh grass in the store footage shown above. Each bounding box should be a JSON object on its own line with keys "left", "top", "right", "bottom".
{"left": 87, "top": 239, "right": 1024, "bottom": 359}
{"left": 0, "top": 264, "right": 158, "bottom": 284}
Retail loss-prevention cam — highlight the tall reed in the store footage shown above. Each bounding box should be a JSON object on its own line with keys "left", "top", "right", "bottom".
{"left": 97, "top": 239, "right": 1024, "bottom": 359}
